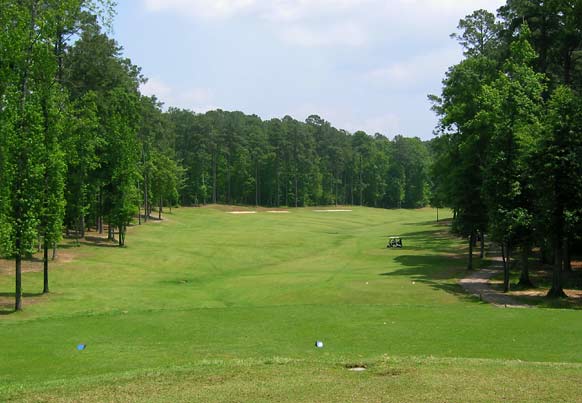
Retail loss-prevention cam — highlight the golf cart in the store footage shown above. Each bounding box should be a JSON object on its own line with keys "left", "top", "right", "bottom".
{"left": 386, "top": 236, "right": 403, "bottom": 248}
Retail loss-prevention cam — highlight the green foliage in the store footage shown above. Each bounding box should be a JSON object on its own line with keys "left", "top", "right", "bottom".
{"left": 170, "top": 111, "right": 432, "bottom": 209}
{"left": 432, "top": 1, "right": 582, "bottom": 289}
{"left": 480, "top": 23, "right": 546, "bottom": 247}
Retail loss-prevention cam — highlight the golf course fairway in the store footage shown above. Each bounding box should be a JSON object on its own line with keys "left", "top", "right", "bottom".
{"left": 1, "top": 207, "right": 581, "bottom": 402}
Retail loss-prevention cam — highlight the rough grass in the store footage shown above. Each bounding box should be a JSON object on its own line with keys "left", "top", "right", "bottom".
{"left": 1, "top": 206, "right": 582, "bottom": 402}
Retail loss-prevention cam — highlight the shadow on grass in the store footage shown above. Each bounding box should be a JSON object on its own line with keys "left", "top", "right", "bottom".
{"left": 381, "top": 219, "right": 481, "bottom": 303}
{"left": 489, "top": 266, "right": 582, "bottom": 310}
{"left": 401, "top": 218, "right": 453, "bottom": 227}
{"left": 386, "top": 229, "right": 465, "bottom": 255}
{"left": 0, "top": 309, "right": 15, "bottom": 315}
{"left": 0, "top": 292, "right": 45, "bottom": 315}
{"left": 379, "top": 252, "right": 481, "bottom": 304}
{"left": 0, "top": 292, "right": 44, "bottom": 298}
{"left": 60, "top": 236, "right": 120, "bottom": 249}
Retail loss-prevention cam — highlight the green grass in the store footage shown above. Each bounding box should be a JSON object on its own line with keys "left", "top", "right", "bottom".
{"left": 1, "top": 207, "right": 582, "bottom": 402}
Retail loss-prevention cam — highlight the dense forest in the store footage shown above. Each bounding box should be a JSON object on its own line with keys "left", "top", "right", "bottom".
{"left": 170, "top": 109, "right": 432, "bottom": 209}
{"left": 430, "top": 1, "right": 582, "bottom": 297}
{"left": 0, "top": 0, "right": 432, "bottom": 310}
{"left": 2, "top": 0, "right": 581, "bottom": 310}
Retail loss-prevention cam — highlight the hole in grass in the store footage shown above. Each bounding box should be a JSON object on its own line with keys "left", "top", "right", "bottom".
{"left": 345, "top": 363, "right": 368, "bottom": 372}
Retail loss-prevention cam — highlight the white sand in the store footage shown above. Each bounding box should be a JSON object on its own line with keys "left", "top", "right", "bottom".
{"left": 313, "top": 209, "right": 353, "bottom": 212}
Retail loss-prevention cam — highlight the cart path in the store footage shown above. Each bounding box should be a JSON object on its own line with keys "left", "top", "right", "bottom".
{"left": 459, "top": 249, "right": 534, "bottom": 309}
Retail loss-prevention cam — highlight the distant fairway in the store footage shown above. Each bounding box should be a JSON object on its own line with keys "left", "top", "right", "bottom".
{"left": 1, "top": 207, "right": 582, "bottom": 402}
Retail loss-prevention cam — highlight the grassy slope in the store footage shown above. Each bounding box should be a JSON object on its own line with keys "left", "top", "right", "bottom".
{"left": 1, "top": 207, "right": 581, "bottom": 402}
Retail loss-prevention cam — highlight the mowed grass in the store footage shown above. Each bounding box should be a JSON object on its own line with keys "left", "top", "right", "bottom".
{"left": 1, "top": 206, "right": 582, "bottom": 402}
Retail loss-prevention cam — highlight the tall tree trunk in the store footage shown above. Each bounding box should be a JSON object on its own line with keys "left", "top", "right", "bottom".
{"left": 547, "top": 240, "right": 566, "bottom": 298}
{"left": 144, "top": 174, "right": 149, "bottom": 222}
{"left": 335, "top": 173, "right": 338, "bottom": 206}
{"left": 276, "top": 164, "right": 280, "bottom": 207}
{"left": 98, "top": 190, "right": 103, "bottom": 234}
{"left": 15, "top": 254, "right": 22, "bottom": 311}
{"left": 518, "top": 244, "right": 533, "bottom": 288}
{"left": 13, "top": 0, "right": 37, "bottom": 312}
{"left": 503, "top": 242, "right": 511, "bottom": 293}
{"left": 563, "top": 238, "right": 572, "bottom": 272}
{"left": 255, "top": 160, "right": 259, "bottom": 207}
{"left": 43, "top": 238, "right": 49, "bottom": 294}
{"left": 227, "top": 158, "right": 231, "bottom": 204}
{"left": 480, "top": 230, "right": 485, "bottom": 259}
{"left": 350, "top": 175, "right": 354, "bottom": 206}
{"left": 212, "top": 152, "right": 217, "bottom": 204}
{"left": 295, "top": 174, "right": 298, "bottom": 208}
{"left": 359, "top": 157, "right": 363, "bottom": 206}
{"left": 202, "top": 172, "right": 206, "bottom": 205}
{"left": 467, "top": 231, "right": 475, "bottom": 270}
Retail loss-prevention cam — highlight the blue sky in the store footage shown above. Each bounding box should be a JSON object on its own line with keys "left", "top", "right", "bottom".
{"left": 113, "top": 0, "right": 506, "bottom": 140}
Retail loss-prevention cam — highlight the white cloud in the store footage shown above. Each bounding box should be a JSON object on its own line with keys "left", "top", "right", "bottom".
{"left": 143, "top": 0, "right": 256, "bottom": 19}
{"left": 140, "top": 78, "right": 215, "bottom": 112}
{"left": 279, "top": 22, "right": 369, "bottom": 48}
{"left": 140, "top": 0, "right": 506, "bottom": 48}
{"left": 365, "top": 47, "right": 461, "bottom": 89}
{"left": 140, "top": 77, "right": 172, "bottom": 98}
{"left": 142, "top": 0, "right": 506, "bottom": 22}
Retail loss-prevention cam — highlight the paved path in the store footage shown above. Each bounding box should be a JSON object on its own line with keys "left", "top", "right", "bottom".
{"left": 459, "top": 249, "right": 533, "bottom": 309}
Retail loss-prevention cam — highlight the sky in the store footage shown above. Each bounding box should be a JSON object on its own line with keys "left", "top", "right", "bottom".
{"left": 113, "top": 0, "right": 506, "bottom": 140}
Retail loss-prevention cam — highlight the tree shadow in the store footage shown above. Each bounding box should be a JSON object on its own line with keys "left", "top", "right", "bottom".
{"left": 386, "top": 229, "right": 464, "bottom": 255}
{"left": 79, "top": 237, "right": 120, "bottom": 248}
{"left": 380, "top": 253, "right": 481, "bottom": 304}
{"left": 0, "top": 292, "right": 44, "bottom": 298}
{"left": 0, "top": 308, "right": 15, "bottom": 315}
{"left": 0, "top": 292, "right": 44, "bottom": 315}
{"left": 401, "top": 218, "right": 453, "bottom": 227}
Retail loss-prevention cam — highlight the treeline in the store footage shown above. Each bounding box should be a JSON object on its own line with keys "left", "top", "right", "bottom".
{"left": 0, "top": 1, "right": 435, "bottom": 311}
{"left": 170, "top": 110, "right": 432, "bottom": 209}
{"left": 431, "top": 1, "right": 582, "bottom": 297}
{"left": 0, "top": 1, "right": 180, "bottom": 310}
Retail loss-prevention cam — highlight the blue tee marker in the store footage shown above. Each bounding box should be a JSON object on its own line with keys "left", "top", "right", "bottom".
{"left": 77, "top": 344, "right": 86, "bottom": 351}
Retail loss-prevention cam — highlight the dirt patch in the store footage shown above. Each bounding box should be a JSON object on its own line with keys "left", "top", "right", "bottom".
{"left": 0, "top": 250, "right": 75, "bottom": 276}
{"left": 0, "top": 258, "right": 42, "bottom": 276}
{"left": 510, "top": 289, "right": 582, "bottom": 298}
{"left": 0, "top": 293, "right": 46, "bottom": 313}
{"left": 459, "top": 249, "right": 534, "bottom": 309}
